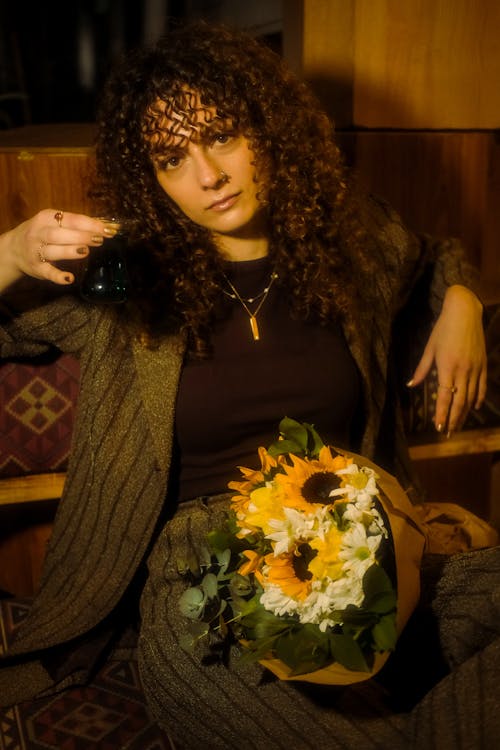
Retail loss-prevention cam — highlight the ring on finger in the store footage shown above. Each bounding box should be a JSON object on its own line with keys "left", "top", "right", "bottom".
{"left": 54, "top": 210, "right": 64, "bottom": 227}
{"left": 38, "top": 240, "right": 48, "bottom": 263}
{"left": 438, "top": 384, "right": 458, "bottom": 394}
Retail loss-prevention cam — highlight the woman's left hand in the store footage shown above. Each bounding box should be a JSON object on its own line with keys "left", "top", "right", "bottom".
{"left": 408, "top": 285, "right": 487, "bottom": 434}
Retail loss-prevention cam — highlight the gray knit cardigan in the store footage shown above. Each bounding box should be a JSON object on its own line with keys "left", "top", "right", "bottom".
{"left": 0, "top": 198, "right": 476, "bottom": 704}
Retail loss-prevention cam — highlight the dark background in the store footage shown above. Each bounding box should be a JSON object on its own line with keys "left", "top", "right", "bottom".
{"left": 0, "top": 0, "right": 282, "bottom": 129}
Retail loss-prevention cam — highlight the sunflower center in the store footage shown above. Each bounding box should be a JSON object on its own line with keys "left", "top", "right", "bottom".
{"left": 301, "top": 471, "right": 341, "bottom": 503}
{"left": 292, "top": 543, "right": 317, "bottom": 581}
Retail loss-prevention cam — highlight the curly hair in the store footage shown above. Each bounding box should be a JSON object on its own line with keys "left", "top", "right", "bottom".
{"left": 91, "top": 20, "right": 370, "bottom": 355}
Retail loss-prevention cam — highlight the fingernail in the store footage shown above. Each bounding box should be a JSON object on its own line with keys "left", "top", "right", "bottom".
{"left": 91, "top": 235, "right": 104, "bottom": 244}
{"left": 406, "top": 379, "right": 414, "bottom": 387}
{"left": 103, "top": 226, "right": 118, "bottom": 236}
{"left": 64, "top": 275, "right": 73, "bottom": 283}
{"left": 436, "top": 423, "right": 443, "bottom": 433}
{"left": 446, "top": 430, "right": 452, "bottom": 439}
{"left": 76, "top": 246, "right": 88, "bottom": 255}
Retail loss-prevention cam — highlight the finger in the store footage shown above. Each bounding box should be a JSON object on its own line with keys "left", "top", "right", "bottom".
{"left": 447, "top": 383, "right": 469, "bottom": 433}
{"left": 434, "top": 383, "right": 457, "bottom": 432}
{"left": 43, "top": 228, "right": 106, "bottom": 248}
{"left": 444, "top": 369, "right": 478, "bottom": 433}
{"left": 38, "top": 209, "right": 111, "bottom": 235}
{"left": 34, "top": 259, "right": 76, "bottom": 286}
{"left": 407, "top": 345, "right": 434, "bottom": 387}
{"left": 31, "top": 241, "right": 91, "bottom": 274}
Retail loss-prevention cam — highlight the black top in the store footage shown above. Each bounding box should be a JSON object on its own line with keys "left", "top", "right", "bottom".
{"left": 175, "top": 257, "right": 363, "bottom": 501}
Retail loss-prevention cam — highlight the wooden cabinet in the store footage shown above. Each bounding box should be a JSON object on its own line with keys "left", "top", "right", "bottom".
{"left": 0, "top": 123, "right": 96, "bottom": 233}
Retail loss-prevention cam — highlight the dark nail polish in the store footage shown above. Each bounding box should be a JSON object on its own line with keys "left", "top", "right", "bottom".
{"left": 77, "top": 247, "right": 88, "bottom": 255}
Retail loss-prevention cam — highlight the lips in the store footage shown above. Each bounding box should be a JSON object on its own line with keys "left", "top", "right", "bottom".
{"left": 207, "top": 192, "right": 240, "bottom": 211}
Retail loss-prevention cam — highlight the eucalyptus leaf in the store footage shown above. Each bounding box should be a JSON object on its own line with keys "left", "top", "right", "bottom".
{"left": 178, "top": 586, "right": 207, "bottom": 620}
{"left": 215, "top": 548, "right": 232, "bottom": 577}
{"left": 179, "top": 620, "right": 210, "bottom": 653}
{"left": 201, "top": 573, "right": 219, "bottom": 600}
{"left": 198, "top": 545, "right": 212, "bottom": 569}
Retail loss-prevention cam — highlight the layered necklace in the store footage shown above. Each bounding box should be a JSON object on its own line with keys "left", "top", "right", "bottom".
{"left": 222, "top": 269, "right": 278, "bottom": 341}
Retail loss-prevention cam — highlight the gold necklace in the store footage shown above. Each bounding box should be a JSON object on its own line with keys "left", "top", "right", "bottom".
{"left": 222, "top": 271, "right": 278, "bottom": 341}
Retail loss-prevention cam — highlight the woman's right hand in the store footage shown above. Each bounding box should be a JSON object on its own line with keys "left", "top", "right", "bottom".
{"left": 0, "top": 209, "right": 116, "bottom": 292}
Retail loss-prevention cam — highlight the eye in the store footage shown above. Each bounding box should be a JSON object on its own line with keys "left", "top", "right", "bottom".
{"left": 156, "top": 153, "right": 184, "bottom": 171}
{"left": 211, "top": 131, "right": 235, "bottom": 147}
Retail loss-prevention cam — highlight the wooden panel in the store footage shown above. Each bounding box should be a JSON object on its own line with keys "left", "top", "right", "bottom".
{"left": 295, "top": 0, "right": 500, "bottom": 129}
{"left": 0, "top": 500, "right": 57, "bottom": 596}
{"left": 0, "top": 473, "right": 65, "bottom": 506}
{"left": 409, "top": 427, "right": 500, "bottom": 461}
{"left": 300, "top": 0, "right": 355, "bottom": 127}
{"left": 353, "top": 0, "right": 500, "bottom": 128}
{"left": 411, "top": 453, "right": 492, "bottom": 520}
{"left": 0, "top": 151, "right": 96, "bottom": 233}
{"left": 336, "top": 130, "right": 500, "bottom": 295}
{"left": 0, "top": 124, "right": 96, "bottom": 233}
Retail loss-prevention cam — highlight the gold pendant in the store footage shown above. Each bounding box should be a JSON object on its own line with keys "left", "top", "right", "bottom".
{"left": 249, "top": 316, "right": 260, "bottom": 341}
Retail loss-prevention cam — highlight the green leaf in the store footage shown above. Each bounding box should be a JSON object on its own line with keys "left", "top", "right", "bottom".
{"left": 363, "top": 565, "right": 397, "bottom": 613}
{"left": 372, "top": 613, "right": 397, "bottom": 652}
{"left": 275, "top": 624, "right": 331, "bottom": 674}
{"left": 207, "top": 529, "right": 236, "bottom": 553}
{"left": 266, "top": 417, "right": 310, "bottom": 457}
{"left": 234, "top": 594, "right": 261, "bottom": 618}
{"left": 340, "top": 606, "right": 377, "bottom": 628}
{"left": 241, "top": 606, "right": 292, "bottom": 640}
{"left": 329, "top": 632, "right": 370, "bottom": 672}
{"left": 229, "top": 573, "right": 253, "bottom": 598}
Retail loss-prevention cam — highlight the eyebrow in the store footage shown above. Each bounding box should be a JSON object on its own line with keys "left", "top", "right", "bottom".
{"left": 148, "top": 118, "right": 236, "bottom": 159}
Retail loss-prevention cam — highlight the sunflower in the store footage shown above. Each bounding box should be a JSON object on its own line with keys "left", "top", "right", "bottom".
{"left": 262, "top": 545, "right": 316, "bottom": 601}
{"left": 229, "top": 447, "right": 283, "bottom": 515}
{"left": 238, "top": 549, "right": 265, "bottom": 586}
{"left": 275, "top": 446, "right": 352, "bottom": 511}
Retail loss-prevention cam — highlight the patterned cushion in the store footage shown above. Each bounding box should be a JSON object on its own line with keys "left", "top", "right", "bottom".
{"left": 0, "top": 354, "right": 79, "bottom": 477}
{"left": 0, "top": 597, "right": 174, "bottom": 749}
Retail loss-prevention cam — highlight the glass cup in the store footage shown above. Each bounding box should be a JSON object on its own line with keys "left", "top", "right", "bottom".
{"left": 80, "top": 218, "right": 130, "bottom": 304}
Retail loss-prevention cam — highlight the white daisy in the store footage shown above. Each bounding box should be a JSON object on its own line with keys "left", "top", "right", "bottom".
{"left": 340, "top": 522, "right": 382, "bottom": 577}
{"left": 266, "top": 505, "right": 332, "bottom": 555}
{"left": 260, "top": 583, "right": 300, "bottom": 617}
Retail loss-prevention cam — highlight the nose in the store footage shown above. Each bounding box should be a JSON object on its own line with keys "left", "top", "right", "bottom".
{"left": 193, "top": 149, "right": 226, "bottom": 190}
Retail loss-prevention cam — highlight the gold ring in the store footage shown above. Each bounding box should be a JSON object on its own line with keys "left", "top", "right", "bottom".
{"left": 38, "top": 240, "right": 47, "bottom": 263}
{"left": 438, "top": 384, "right": 458, "bottom": 394}
{"left": 54, "top": 210, "right": 64, "bottom": 227}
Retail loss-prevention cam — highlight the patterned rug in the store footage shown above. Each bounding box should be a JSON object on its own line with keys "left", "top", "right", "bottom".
{"left": 0, "top": 598, "right": 174, "bottom": 750}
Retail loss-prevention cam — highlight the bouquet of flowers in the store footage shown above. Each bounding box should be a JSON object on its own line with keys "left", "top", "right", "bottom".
{"left": 178, "top": 418, "right": 425, "bottom": 684}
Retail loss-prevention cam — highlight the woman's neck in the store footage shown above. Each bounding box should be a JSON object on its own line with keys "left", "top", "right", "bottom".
{"left": 216, "top": 234, "right": 269, "bottom": 262}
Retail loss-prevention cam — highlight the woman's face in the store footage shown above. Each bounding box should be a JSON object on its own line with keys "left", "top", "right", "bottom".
{"left": 149, "top": 97, "right": 267, "bottom": 248}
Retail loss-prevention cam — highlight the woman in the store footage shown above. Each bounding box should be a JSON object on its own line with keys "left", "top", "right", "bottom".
{"left": 0, "top": 21, "right": 497, "bottom": 750}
